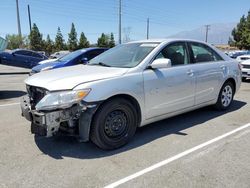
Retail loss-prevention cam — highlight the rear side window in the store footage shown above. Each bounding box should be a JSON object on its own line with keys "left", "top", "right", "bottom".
{"left": 86, "top": 50, "right": 104, "bottom": 60}
{"left": 31, "top": 52, "right": 43, "bottom": 58}
{"left": 189, "top": 42, "right": 223, "bottom": 63}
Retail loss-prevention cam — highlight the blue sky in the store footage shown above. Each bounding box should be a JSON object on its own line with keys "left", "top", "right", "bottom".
{"left": 0, "top": 0, "right": 249, "bottom": 43}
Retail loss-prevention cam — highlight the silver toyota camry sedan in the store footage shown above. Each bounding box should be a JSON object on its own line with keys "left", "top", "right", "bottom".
{"left": 21, "top": 39, "right": 242, "bottom": 150}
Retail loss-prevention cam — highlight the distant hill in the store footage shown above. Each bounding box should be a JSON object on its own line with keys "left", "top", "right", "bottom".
{"left": 168, "top": 23, "right": 237, "bottom": 45}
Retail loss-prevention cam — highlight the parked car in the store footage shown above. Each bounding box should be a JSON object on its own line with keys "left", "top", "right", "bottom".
{"left": 30, "top": 48, "right": 108, "bottom": 75}
{"left": 236, "top": 54, "right": 250, "bottom": 63}
{"left": 21, "top": 39, "right": 241, "bottom": 150}
{"left": 0, "top": 49, "right": 48, "bottom": 68}
{"left": 241, "top": 59, "right": 250, "bottom": 81}
{"left": 49, "top": 51, "right": 70, "bottom": 59}
{"left": 227, "top": 50, "right": 249, "bottom": 59}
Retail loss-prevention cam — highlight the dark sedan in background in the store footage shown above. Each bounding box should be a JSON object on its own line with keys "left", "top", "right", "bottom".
{"left": 30, "top": 47, "right": 108, "bottom": 75}
{"left": 0, "top": 49, "right": 48, "bottom": 68}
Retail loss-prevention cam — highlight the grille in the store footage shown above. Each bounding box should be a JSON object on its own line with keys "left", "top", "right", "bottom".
{"left": 26, "top": 85, "right": 47, "bottom": 109}
{"left": 242, "top": 64, "right": 250, "bottom": 69}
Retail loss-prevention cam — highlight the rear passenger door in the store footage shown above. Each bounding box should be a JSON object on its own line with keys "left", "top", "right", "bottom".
{"left": 188, "top": 42, "right": 225, "bottom": 105}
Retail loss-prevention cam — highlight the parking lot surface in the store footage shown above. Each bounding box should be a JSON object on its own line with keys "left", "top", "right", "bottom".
{"left": 0, "top": 64, "right": 249, "bottom": 188}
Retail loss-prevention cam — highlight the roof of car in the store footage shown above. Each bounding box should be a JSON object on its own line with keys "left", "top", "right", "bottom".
{"left": 128, "top": 38, "right": 209, "bottom": 44}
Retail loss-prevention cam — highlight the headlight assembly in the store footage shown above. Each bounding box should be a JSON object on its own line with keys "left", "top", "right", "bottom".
{"left": 35, "top": 89, "right": 91, "bottom": 111}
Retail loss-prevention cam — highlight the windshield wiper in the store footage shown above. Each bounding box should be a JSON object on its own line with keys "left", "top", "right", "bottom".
{"left": 90, "top": 62, "right": 111, "bottom": 67}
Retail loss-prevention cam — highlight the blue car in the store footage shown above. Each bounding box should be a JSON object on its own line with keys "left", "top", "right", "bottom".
{"left": 30, "top": 48, "right": 108, "bottom": 74}
{"left": 0, "top": 49, "right": 48, "bottom": 68}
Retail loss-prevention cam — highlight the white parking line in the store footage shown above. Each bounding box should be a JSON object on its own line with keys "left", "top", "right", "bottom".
{"left": 104, "top": 123, "right": 250, "bottom": 188}
{"left": 0, "top": 102, "right": 20, "bottom": 108}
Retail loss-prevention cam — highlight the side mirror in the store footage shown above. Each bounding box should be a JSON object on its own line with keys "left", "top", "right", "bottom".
{"left": 149, "top": 58, "right": 171, "bottom": 69}
{"left": 81, "top": 57, "right": 88, "bottom": 64}
{"left": 12, "top": 52, "right": 16, "bottom": 56}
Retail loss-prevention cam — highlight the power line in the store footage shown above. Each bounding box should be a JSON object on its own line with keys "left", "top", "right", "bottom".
{"left": 147, "top": 18, "right": 149, "bottom": 39}
{"left": 205, "top": 25, "right": 210, "bottom": 42}
{"left": 28, "top": 4, "right": 32, "bottom": 33}
{"left": 16, "top": 0, "right": 22, "bottom": 36}
{"left": 119, "top": 0, "right": 122, "bottom": 44}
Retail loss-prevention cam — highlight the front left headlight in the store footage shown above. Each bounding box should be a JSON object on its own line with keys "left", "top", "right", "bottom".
{"left": 35, "top": 89, "right": 91, "bottom": 111}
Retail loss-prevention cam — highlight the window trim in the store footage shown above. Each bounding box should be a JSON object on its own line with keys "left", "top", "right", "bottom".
{"left": 187, "top": 42, "right": 224, "bottom": 64}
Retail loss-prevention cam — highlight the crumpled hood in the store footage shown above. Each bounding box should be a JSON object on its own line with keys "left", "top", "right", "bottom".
{"left": 25, "top": 65, "right": 128, "bottom": 91}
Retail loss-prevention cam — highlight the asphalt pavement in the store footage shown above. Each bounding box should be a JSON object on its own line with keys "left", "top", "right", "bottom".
{"left": 0, "top": 64, "right": 249, "bottom": 188}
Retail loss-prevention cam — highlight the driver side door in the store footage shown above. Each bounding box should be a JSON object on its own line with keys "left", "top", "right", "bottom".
{"left": 143, "top": 42, "right": 196, "bottom": 119}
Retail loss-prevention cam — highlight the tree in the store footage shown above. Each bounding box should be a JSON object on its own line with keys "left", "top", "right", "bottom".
{"left": 55, "top": 27, "right": 65, "bottom": 51}
{"left": 228, "top": 37, "right": 235, "bottom": 46}
{"left": 109, "top": 33, "right": 115, "bottom": 48}
{"left": 78, "top": 32, "right": 89, "bottom": 49}
{"left": 5, "top": 34, "right": 25, "bottom": 49}
{"left": 231, "top": 10, "right": 250, "bottom": 49}
{"left": 44, "top": 35, "right": 54, "bottom": 55}
{"left": 29, "top": 23, "right": 43, "bottom": 50}
{"left": 68, "top": 23, "right": 78, "bottom": 51}
{"left": 97, "top": 33, "right": 110, "bottom": 47}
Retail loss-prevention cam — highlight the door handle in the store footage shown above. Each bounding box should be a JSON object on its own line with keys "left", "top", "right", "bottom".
{"left": 220, "top": 65, "right": 226, "bottom": 70}
{"left": 187, "top": 69, "right": 194, "bottom": 76}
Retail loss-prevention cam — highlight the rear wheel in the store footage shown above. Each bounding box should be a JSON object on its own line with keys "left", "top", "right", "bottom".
{"left": 90, "top": 98, "right": 137, "bottom": 150}
{"left": 215, "top": 81, "right": 235, "bottom": 110}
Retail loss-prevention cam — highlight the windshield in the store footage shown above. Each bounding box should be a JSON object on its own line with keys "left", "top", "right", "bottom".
{"left": 88, "top": 43, "right": 159, "bottom": 68}
{"left": 58, "top": 50, "right": 84, "bottom": 62}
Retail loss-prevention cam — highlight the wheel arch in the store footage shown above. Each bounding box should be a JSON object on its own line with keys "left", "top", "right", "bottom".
{"left": 102, "top": 94, "right": 142, "bottom": 126}
{"left": 224, "top": 77, "right": 236, "bottom": 93}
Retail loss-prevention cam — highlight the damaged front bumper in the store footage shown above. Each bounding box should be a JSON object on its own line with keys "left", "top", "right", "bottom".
{"left": 21, "top": 95, "right": 98, "bottom": 141}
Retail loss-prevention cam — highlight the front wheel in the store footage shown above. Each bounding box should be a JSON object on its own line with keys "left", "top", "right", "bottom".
{"left": 90, "top": 98, "right": 137, "bottom": 150}
{"left": 215, "top": 81, "right": 235, "bottom": 110}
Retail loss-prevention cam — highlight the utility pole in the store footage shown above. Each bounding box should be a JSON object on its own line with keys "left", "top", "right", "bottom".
{"left": 147, "top": 18, "right": 149, "bottom": 39}
{"left": 118, "top": 0, "right": 122, "bottom": 44}
{"left": 205, "top": 25, "right": 210, "bottom": 43}
{"left": 16, "top": 0, "right": 22, "bottom": 36}
{"left": 28, "top": 5, "right": 32, "bottom": 33}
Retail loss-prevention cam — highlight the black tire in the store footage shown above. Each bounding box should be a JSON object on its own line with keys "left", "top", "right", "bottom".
{"left": 215, "top": 81, "right": 235, "bottom": 111}
{"left": 90, "top": 98, "right": 138, "bottom": 150}
{"left": 242, "top": 77, "right": 247, "bottom": 82}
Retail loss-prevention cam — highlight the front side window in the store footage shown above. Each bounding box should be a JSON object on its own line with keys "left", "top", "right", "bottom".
{"left": 86, "top": 50, "right": 104, "bottom": 60}
{"left": 189, "top": 42, "right": 223, "bottom": 63}
{"left": 88, "top": 43, "right": 159, "bottom": 68}
{"left": 14, "top": 50, "right": 27, "bottom": 56}
{"left": 155, "top": 42, "right": 189, "bottom": 66}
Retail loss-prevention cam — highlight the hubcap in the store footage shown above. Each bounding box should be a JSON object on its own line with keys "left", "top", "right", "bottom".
{"left": 104, "top": 110, "right": 128, "bottom": 138}
{"left": 221, "top": 85, "right": 233, "bottom": 107}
